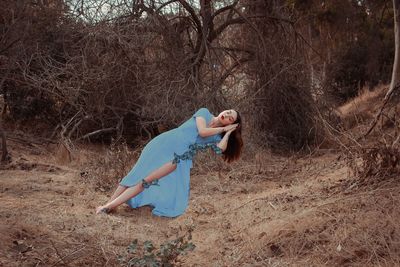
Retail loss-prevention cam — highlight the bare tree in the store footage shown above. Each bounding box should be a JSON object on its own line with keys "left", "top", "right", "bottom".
{"left": 0, "top": 0, "right": 319, "bottom": 149}
{"left": 388, "top": 0, "right": 400, "bottom": 98}
{"left": 365, "top": 0, "right": 400, "bottom": 137}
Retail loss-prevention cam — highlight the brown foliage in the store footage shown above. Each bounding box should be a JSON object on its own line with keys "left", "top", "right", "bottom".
{"left": 1, "top": 0, "right": 259, "bottom": 144}
{"left": 349, "top": 145, "right": 400, "bottom": 185}
{"left": 81, "top": 140, "right": 139, "bottom": 191}
{"left": 0, "top": 0, "right": 327, "bottom": 152}
{"left": 237, "top": 0, "right": 318, "bottom": 151}
{"left": 254, "top": 190, "right": 400, "bottom": 266}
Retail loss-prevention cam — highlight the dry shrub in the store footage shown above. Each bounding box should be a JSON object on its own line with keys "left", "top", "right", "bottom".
{"left": 1, "top": 0, "right": 326, "bottom": 151}
{"left": 8, "top": 16, "right": 190, "bottom": 141}
{"left": 342, "top": 93, "right": 400, "bottom": 184}
{"left": 253, "top": 191, "right": 400, "bottom": 266}
{"left": 336, "top": 85, "right": 387, "bottom": 129}
{"left": 236, "top": 0, "right": 320, "bottom": 151}
{"left": 337, "top": 85, "right": 387, "bottom": 117}
{"left": 255, "top": 83, "right": 317, "bottom": 151}
{"left": 81, "top": 140, "right": 139, "bottom": 191}
{"left": 1, "top": 0, "right": 227, "bottom": 143}
{"left": 324, "top": 36, "right": 393, "bottom": 105}
{"left": 348, "top": 145, "right": 400, "bottom": 185}
{"left": 2, "top": 222, "right": 112, "bottom": 266}
{"left": 0, "top": 0, "right": 63, "bottom": 124}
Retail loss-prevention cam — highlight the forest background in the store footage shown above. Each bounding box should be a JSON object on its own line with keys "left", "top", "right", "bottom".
{"left": 1, "top": 0, "right": 400, "bottom": 266}
{"left": 2, "top": 0, "right": 395, "bottom": 150}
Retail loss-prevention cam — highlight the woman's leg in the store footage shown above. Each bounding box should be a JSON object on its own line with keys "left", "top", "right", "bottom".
{"left": 96, "top": 162, "right": 177, "bottom": 214}
{"left": 108, "top": 185, "right": 128, "bottom": 202}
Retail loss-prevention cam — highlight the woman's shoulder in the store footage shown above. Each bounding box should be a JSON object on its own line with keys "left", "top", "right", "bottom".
{"left": 197, "top": 107, "right": 210, "bottom": 112}
{"left": 192, "top": 108, "right": 212, "bottom": 123}
{"left": 193, "top": 107, "right": 211, "bottom": 116}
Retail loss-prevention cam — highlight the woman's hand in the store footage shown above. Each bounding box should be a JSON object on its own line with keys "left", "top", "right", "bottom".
{"left": 223, "top": 123, "right": 239, "bottom": 133}
{"left": 217, "top": 123, "right": 239, "bottom": 152}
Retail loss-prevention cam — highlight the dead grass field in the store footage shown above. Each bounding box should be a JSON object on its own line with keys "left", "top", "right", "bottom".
{"left": 1, "top": 88, "right": 400, "bottom": 266}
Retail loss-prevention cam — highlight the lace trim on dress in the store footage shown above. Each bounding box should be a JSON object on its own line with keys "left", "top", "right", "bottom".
{"left": 172, "top": 143, "right": 222, "bottom": 164}
{"left": 142, "top": 179, "right": 159, "bottom": 189}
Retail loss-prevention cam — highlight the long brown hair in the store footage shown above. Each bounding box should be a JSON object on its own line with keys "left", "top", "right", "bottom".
{"left": 222, "top": 111, "right": 243, "bottom": 163}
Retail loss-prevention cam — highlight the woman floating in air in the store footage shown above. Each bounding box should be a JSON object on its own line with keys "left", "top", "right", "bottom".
{"left": 96, "top": 107, "right": 243, "bottom": 217}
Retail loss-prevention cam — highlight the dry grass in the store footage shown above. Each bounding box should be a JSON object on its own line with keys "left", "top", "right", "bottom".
{"left": 338, "top": 85, "right": 387, "bottom": 116}
{"left": 348, "top": 146, "right": 400, "bottom": 185}
{"left": 335, "top": 84, "right": 400, "bottom": 188}
{"left": 249, "top": 188, "right": 400, "bottom": 266}
{"left": 2, "top": 100, "right": 400, "bottom": 267}
{"left": 336, "top": 85, "right": 387, "bottom": 130}
{"left": 1, "top": 145, "right": 400, "bottom": 266}
{"left": 81, "top": 140, "right": 140, "bottom": 191}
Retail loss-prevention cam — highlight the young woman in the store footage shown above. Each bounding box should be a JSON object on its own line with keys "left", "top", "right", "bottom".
{"left": 96, "top": 107, "right": 243, "bottom": 217}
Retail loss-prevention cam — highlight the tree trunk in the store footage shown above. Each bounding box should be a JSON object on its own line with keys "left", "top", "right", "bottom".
{"left": 363, "top": 0, "right": 400, "bottom": 137}
{"left": 0, "top": 128, "right": 7, "bottom": 162}
{"left": 388, "top": 0, "right": 400, "bottom": 98}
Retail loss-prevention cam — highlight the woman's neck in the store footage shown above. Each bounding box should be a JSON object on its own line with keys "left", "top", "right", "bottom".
{"left": 209, "top": 116, "right": 222, "bottom": 128}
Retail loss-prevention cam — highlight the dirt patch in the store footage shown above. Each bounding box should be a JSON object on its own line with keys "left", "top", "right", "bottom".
{"left": 1, "top": 133, "right": 400, "bottom": 266}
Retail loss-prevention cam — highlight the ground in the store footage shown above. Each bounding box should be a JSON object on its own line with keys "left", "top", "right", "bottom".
{"left": 1, "top": 88, "right": 400, "bottom": 266}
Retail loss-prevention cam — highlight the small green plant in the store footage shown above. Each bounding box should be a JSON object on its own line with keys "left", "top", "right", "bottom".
{"left": 118, "top": 228, "right": 195, "bottom": 266}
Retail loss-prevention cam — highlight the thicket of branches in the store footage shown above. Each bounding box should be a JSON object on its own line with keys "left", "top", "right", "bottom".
{"left": 2, "top": 0, "right": 246, "bottom": 144}
{"left": 298, "top": 0, "right": 395, "bottom": 104}
{"left": 2, "top": 0, "right": 211, "bottom": 143}
{"left": 0, "top": 0, "right": 396, "bottom": 151}
{"left": 238, "top": 1, "right": 316, "bottom": 150}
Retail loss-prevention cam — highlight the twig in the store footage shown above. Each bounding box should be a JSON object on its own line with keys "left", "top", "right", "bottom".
{"left": 50, "top": 241, "right": 86, "bottom": 267}
{"left": 268, "top": 201, "right": 277, "bottom": 210}
{"left": 76, "top": 127, "right": 117, "bottom": 141}
{"left": 50, "top": 240, "right": 68, "bottom": 266}
{"left": 227, "top": 196, "right": 270, "bottom": 214}
{"left": 392, "top": 132, "right": 400, "bottom": 147}
{"left": 364, "top": 84, "right": 400, "bottom": 138}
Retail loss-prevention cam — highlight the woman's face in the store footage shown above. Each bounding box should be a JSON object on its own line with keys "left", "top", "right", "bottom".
{"left": 218, "top": 109, "right": 238, "bottom": 126}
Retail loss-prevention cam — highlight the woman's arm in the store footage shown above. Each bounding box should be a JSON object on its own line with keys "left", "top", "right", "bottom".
{"left": 195, "top": 117, "right": 224, "bottom": 137}
{"left": 195, "top": 117, "right": 238, "bottom": 137}
{"left": 217, "top": 129, "right": 233, "bottom": 152}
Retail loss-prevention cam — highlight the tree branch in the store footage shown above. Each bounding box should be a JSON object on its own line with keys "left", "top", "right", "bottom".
{"left": 76, "top": 127, "right": 117, "bottom": 141}
{"left": 363, "top": 83, "right": 400, "bottom": 138}
{"left": 211, "top": 0, "right": 240, "bottom": 20}
{"left": 177, "top": 0, "right": 202, "bottom": 34}
{"left": 156, "top": 0, "right": 179, "bottom": 12}
{"left": 215, "top": 57, "right": 252, "bottom": 88}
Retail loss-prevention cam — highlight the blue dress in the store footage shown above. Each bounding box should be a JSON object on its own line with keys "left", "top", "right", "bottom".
{"left": 119, "top": 108, "right": 222, "bottom": 217}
